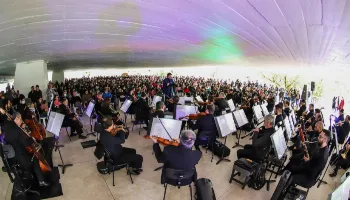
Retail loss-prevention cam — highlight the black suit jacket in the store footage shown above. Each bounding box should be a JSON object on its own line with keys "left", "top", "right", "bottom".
{"left": 153, "top": 143, "right": 201, "bottom": 184}
{"left": 193, "top": 114, "right": 218, "bottom": 138}
{"left": 215, "top": 98, "right": 229, "bottom": 112}
{"left": 135, "top": 98, "right": 150, "bottom": 121}
{"left": 3, "top": 121, "right": 33, "bottom": 169}
{"left": 99, "top": 129, "right": 125, "bottom": 161}
{"left": 252, "top": 127, "right": 275, "bottom": 159}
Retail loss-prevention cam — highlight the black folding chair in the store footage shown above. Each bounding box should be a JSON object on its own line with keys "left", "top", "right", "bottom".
{"left": 162, "top": 168, "right": 195, "bottom": 200}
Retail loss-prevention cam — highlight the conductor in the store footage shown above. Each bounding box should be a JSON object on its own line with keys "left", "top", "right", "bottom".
{"left": 162, "top": 73, "right": 176, "bottom": 98}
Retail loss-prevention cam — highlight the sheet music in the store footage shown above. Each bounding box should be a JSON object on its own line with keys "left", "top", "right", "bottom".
{"left": 260, "top": 104, "right": 269, "bottom": 116}
{"left": 215, "top": 113, "right": 237, "bottom": 137}
{"left": 179, "top": 96, "right": 194, "bottom": 105}
{"left": 85, "top": 102, "right": 95, "bottom": 117}
{"left": 271, "top": 128, "right": 287, "bottom": 160}
{"left": 152, "top": 96, "right": 162, "bottom": 106}
{"left": 175, "top": 105, "right": 197, "bottom": 120}
{"left": 120, "top": 100, "right": 132, "bottom": 113}
{"left": 253, "top": 105, "right": 264, "bottom": 120}
{"left": 288, "top": 115, "right": 295, "bottom": 132}
{"left": 329, "top": 175, "right": 350, "bottom": 200}
{"left": 46, "top": 112, "right": 65, "bottom": 137}
{"left": 239, "top": 109, "right": 249, "bottom": 125}
{"left": 196, "top": 96, "right": 203, "bottom": 102}
{"left": 290, "top": 111, "right": 296, "bottom": 125}
{"left": 150, "top": 118, "right": 182, "bottom": 140}
{"left": 284, "top": 118, "right": 292, "bottom": 139}
{"left": 228, "top": 99, "right": 235, "bottom": 111}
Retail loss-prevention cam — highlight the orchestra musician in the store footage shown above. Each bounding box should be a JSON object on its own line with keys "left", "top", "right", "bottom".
{"left": 296, "top": 99, "right": 307, "bottom": 119}
{"left": 59, "top": 98, "right": 86, "bottom": 139}
{"left": 0, "top": 110, "right": 50, "bottom": 187}
{"left": 166, "top": 95, "right": 180, "bottom": 113}
{"left": 274, "top": 103, "right": 285, "bottom": 127}
{"left": 214, "top": 92, "right": 229, "bottom": 113}
{"left": 191, "top": 104, "right": 217, "bottom": 151}
{"left": 237, "top": 114, "right": 275, "bottom": 162}
{"left": 284, "top": 129, "right": 330, "bottom": 186}
{"left": 135, "top": 92, "right": 151, "bottom": 127}
{"left": 283, "top": 100, "right": 291, "bottom": 117}
{"left": 329, "top": 115, "right": 350, "bottom": 156}
{"left": 100, "top": 117, "right": 143, "bottom": 175}
{"left": 145, "top": 101, "right": 165, "bottom": 137}
{"left": 151, "top": 130, "right": 201, "bottom": 185}
{"left": 226, "top": 89, "right": 234, "bottom": 101}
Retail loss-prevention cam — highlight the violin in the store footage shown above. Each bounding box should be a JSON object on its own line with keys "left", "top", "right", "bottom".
{"left": 110, "top": 125, "right": 128, "bottom": 137}
{"left": 145, "top": 135, "right": 179, "bottom": 147}
{"left": 178, "top": 112, "right": 207, "bottom": 120}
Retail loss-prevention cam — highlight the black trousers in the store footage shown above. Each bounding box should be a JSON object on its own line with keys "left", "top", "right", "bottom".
{"left": 194, "top": 134, "right": 215, "bottom": 150}
{"left": 237, "top": 144, "right": 258, "bottom": 161}
{"left": 117, "top": 147, "right": 143, "bottom": 169}
{"left": 70, "top": 119, "right": 83, "bottom": 135}
{"left": 334, "top": 157, "right": 350, "bottom": 172}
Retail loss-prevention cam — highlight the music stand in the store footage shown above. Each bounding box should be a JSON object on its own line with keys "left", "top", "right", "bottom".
{"left": 150, "top": 118, "right": 182, "bottom": 171}
{"left": 268, "top": 128, "right": 287, "bottom": 191}
{"left": 253, "top": 105, "right": 264, "bottom": 127}
{"left": 327, "top": 174, "right": 350, "bottom": 200}
{"left": 151, "top": 96, "right": 162, "bottom": 107}
{"left": 179, "top": 96, "right": 193, "bottom": 105}
{"left": 214, "top": 113, "right": 237, "bottom": 165}
{"left": 47, "top": 112, "right": 72, "bottom": 174}
{"left": 232, "top": 109, "right": 248, "bottom": 149}
{"left": 228, "top": 99, "right": 236, "bottom": 112}
{"left": 120, "top": 100, "right": 132, "bottom": 128}
{"left": 85, "top": 101, "right": 96, "bottom": 137}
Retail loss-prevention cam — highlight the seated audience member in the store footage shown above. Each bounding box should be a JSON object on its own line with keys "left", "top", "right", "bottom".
{"left": 100, "top": 117, "right": 143, "bottom": 175}
{"left": 237, "top": 114, "right": 275, "bottom": 162}
{"left": 152, "top": 130, "right": 202, "bottom": 184}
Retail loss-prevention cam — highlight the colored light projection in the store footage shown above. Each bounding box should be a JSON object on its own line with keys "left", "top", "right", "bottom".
{"left": 188, "top": 28, "right": 243, "bottom": 62}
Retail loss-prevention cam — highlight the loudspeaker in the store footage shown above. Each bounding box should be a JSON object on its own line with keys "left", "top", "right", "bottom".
{"left": 301, "top": 85, "right": 307, "bottom": 100}
{"left": 311, "top": 81, "right": 315, "bottom": 92}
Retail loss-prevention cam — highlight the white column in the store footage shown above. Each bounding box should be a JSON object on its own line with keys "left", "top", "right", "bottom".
{"left": 52, "top": 69, "right": 65, "bottom": 83}
{"left": 14, "top": 60, "right": 48, "bottom": 98}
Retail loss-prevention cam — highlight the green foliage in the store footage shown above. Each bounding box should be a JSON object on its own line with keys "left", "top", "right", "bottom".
{"left": 260, "top": 72, "right": 301, "bottom": 91}
{"left": 312, "top": 79, "right": 324, "bottom": 102}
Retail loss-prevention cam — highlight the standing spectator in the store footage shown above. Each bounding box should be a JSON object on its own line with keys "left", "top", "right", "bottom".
{"left": 28, "top": 86, "right": 36, "bottom": 102}
{"left": 34, "top": 85, "right": 43, "bottom": 102}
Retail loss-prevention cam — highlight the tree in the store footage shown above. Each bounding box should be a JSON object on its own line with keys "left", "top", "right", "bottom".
{"left": 312, "top": 80, "right": 324, "bottom": 102}
{"left": 260, "top": 72, "right": 301, "bottom": 91}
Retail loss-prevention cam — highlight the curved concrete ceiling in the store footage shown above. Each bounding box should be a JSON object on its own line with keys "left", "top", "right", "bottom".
{"left": 1, "top": 0, "right": 350, "bottom": 75}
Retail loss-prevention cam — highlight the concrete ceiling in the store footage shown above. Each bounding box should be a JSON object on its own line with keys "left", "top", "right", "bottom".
{"left": 1, "top": 0, "right": 350, "bottom": 75}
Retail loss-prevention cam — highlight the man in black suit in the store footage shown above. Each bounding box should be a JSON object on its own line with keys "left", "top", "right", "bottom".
{"left": 191, "top": 104, "right": 218, "bottom": 151}
{"left": 152, "top": 130, "right": 202, "bottom": 185}
{"left": 135, "top": 92, "right": 151, "bottom": 126}
{"left": 214, "top": 92, "right": 229, "bottom": 114}
{"left": 28, "top": 86, "right": 36, "bottom": 103}
{"left": 100, "top": 117, "right": 143, "bottom": 175}
{"left": 296, "top": 99, "right": 307, "bottom": 119}
{"left": 237, "top": 114, "right": 275, "bottom": 162}
{"left": 226, "top": 89, "right": 234, "bottom": 101}
{"left": 0, "top": 110, "right": 49, "bottom": 186}
{"left": 330, "top": 136, "right": 350, "bottom": 177}
{"left": 274, "top": 103, "right": 285, "bottom": 128}
{"left": 34, "top": 85, "right": 43, "bottom": 102}
{"left": 283, "top": 100, "right": 291, "bottom": 117}
{"left": 285, "top": 130, "right": 330, "bottom": 186}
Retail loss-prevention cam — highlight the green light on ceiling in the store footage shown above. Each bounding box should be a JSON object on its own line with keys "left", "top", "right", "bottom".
{"left": 190, "top": 29, "right": 243, "bottom": 62}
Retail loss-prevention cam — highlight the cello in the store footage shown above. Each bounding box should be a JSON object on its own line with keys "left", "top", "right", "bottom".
{"left": 0, "top": 108, "right": 52, "bottom": 173}
{"left": 24, "top": 105, "right": 47, "bottom": 141}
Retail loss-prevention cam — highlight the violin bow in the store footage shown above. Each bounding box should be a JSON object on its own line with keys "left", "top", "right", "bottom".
{"left": 156, "top": 116, "right": 175, "bottom": 141}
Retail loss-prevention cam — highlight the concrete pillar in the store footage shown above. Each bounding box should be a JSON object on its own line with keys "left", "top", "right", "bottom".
{"left": 52, "top": 70, "right": 65, "bottom": 83}
{"left": 14, "top": 60, "right": 48, "bottom": 98}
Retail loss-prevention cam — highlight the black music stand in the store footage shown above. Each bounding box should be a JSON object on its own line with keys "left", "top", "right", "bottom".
{"left": 85, "top": 102, "right": 96, "bottom": 137}
{"left": 216, "top": 136, "right": 231, "bottom": 165}
{"left": 120, "top": 100, "right": 132, "bottom": 128}
{"left": 232, "top": 110, "right": 248, "bottom": 149}
{"left": 54, "top": 137, "right": 73, "bottom": 174}
{"left": 47, "top": 112, "right": 73, "bottom": 174}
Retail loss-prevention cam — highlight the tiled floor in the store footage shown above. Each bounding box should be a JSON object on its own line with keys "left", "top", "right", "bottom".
{"left": 0, "top": 114, "right": 343, "bottom": 200}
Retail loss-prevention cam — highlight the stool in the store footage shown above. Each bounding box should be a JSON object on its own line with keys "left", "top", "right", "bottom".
{"left": 229, "top": 163, "right": 255, "bottom": 190}
{"left": 132, "top": 120, "right": 146, "bottom": 135}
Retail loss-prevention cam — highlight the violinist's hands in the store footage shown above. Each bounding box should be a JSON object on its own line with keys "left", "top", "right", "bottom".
{"left": 303, "top": 154, "right": 310, "bottom": 162}
{"left": 174, "top": 138, "right": 180, "bottom": 143}
{"left": 346, "top": 144, "right": 350, "bottom": 151}
{"left": 151, "top": 136, "right": 158, "bottom": 143}
{"left": 21, "top": 123, "right": 26, "bottom": 129}
{"left": 0, "top": 108, "right": 5, "bottom": 114}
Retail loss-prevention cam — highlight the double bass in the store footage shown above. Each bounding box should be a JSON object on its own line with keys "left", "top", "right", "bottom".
{"left": 24, "top": 105, "right": 47, "bottom": 141}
